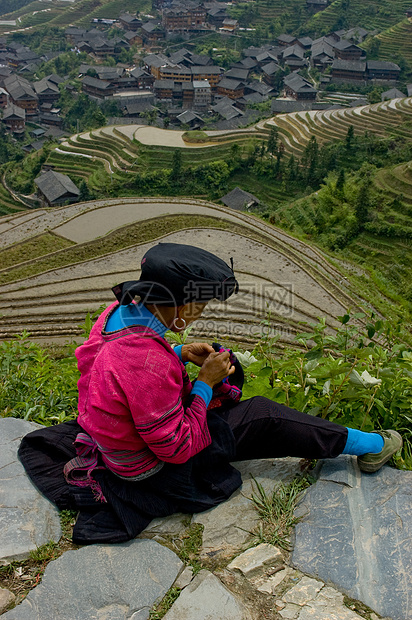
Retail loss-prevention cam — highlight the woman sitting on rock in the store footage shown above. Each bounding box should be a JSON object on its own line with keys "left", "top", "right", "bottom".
{"left": 19, "top": 243, "right": 402, "bottom": 545}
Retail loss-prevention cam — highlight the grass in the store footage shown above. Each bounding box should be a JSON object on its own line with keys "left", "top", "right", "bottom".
{"left": 149, "top": 587, "right": 182, "bottom": 620}
{"left": 0, "top": 233, "right": 74, "bottom": 271}
{"left": 249, "top": 475, "right": 312, "bottom": 551}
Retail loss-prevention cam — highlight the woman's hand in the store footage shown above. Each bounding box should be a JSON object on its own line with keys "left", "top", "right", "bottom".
{"left": 197, "top": 350, "right": 235, "bottom": 388}
{"left": 181, "top": 342, "right": 214, "bottom": 367}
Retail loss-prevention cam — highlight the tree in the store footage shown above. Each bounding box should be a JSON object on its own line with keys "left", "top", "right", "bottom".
{"left": 336, "top": 169, "right": 345, "bottom": 193}
{"left": 345, "top": 125, "right": 354, "bottom": 151}
{"left": 170, "top": 150, "right": 183, "bottom": 182}
{"left": 267, "top": 126, "right": 279, "bottom": 156}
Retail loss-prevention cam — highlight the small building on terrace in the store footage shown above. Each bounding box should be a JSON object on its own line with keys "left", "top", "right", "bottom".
{"left": 34, "top": 170, "right": 80, "bottom": 207}
{"left": 220, "top": 187, "right": 260, "bottom": 211}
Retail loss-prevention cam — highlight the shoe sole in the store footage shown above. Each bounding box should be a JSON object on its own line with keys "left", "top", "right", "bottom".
{"left": 358, "top": 431, "right": 403, "bottom": 473}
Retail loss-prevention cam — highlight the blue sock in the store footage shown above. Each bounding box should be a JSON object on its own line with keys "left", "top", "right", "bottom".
{"left": 342, "top": 428, "right": 384, "bottom": 456}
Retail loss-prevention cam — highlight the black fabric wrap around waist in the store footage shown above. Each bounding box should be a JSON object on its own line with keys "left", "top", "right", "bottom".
{"left": 17, "top": 411, "right": 241, "bottom": 545}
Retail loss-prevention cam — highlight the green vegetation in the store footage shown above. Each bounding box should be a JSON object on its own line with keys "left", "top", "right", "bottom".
{"left": 149, "top": 587, "right": 182, "bottom": 620}
{"left": 1, "top": 312, "right": 411, "bottom": 469}
{"left": 250, "top": 476, "right": 310, "bottom": 550}
{"left": 0, "top": 233, "right": 75, "bottom": 271}
{"left": 182, "top": 131, "right": 210, "bottom": 144}
{"left": 243, "top": 313, "right": 412, "bottom": 469}
{"left": 0, "top": 334, "right": 79, "bottom": 425}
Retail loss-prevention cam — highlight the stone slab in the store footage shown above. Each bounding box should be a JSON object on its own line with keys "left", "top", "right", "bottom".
{"left": 163, "top": 569, "right": 248, "bottom": 620}
{"left": 283, "top": 576, "right": 324, "bottom": 606}
{"left": 0, "top": 588, "right": 15, "bottom": 614}
{"left": 297, "top": 586, "right": 365, "bottom": 620}
{"left": 193, "top": 457, "right": 301, "bottom": 561}
{"left": 0, "top": 418, "right": 62, "bottom": 562}
{"left": 3, "top": 539, "right": 183, "bottom": 620}
{"left": 227, "top": 543, "right": 283, "bottom": 578}
{"left": 292, "top": 456, "right": 412, "bottom": 620}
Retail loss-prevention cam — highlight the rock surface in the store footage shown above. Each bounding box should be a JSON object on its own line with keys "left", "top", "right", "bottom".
{"left": 0, "top": 589, "right": 15, "bottom": 614}
{"left": 2, "top": 423, "right": 411, "bottom": 620}
{"left": 227, "top": 542, "right": 283, "bottom": 577}
{"left": 193, "top": 457, "right": 301, "bottom": 561}
{"left": 163, "top": 570, "right": 249, "bottom": 620}
{"left": 0, "top": 418, "right": 62, "bottom": 562}
{"left": 3, "top": 540, "right": 182, "bottom": 620}
{"left": 292, "top": 455, "right": 412, "bottom": 620}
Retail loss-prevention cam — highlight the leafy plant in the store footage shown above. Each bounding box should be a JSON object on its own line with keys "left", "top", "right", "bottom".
{"left": 0, "top": 333, "right": 79, "bottom": 425}
{"left": 243, "top": 313, "right": 412, "bottom": 469}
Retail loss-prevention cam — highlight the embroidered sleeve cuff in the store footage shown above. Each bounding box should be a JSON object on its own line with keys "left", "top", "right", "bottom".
{"left": 191, "top": 381, "right": 212, "bottom": 407}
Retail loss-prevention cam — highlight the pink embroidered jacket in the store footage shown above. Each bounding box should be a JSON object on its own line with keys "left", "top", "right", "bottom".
{"left": 75, "top": 303, "right": 212, "bottom": 478}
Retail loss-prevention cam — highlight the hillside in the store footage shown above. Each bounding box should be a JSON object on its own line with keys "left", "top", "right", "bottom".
{"left": 2, "top": 0, "right": 412, "bottom": 38}
{"left": 369, "top": 18, "right": 412, "bottom": 67}
{"left": 0, "top": 197, "right": 388, "bottom": 344}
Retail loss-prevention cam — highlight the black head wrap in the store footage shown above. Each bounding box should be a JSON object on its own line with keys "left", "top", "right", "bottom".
{"left": 112, "top": 243, "right": 239, "bottom": 306}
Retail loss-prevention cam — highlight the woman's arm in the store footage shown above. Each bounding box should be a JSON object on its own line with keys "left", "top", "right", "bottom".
{"left": 127, "top": 350, "right": 212, "bottom": 464}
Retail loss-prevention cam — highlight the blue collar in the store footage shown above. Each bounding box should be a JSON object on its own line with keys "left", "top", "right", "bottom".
{"left": 106, "top": 302, "right": 168, "bottom": 337}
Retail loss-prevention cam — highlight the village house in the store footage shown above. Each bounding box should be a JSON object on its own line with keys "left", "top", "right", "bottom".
{"left": 311, "top": 39, "right": 335, "bottom": 70}
{"left": 35, "top": 170, "right": 80, "bottom": 207}
{"left": 282, "top": 44, "right": 307, "bottom": 69}
{"left": 1, "top": 103, "right": 25, "bottom": 135}
{"left": 367, "top": 60, "right": 401, "bottom": 82}
{"left": 162, "top": 4, "right": 206, "bottom": 31}
{"left": 220, "top": 18, "right": 238, "bottom": 33}
{"left": 296, "top": 36, "right": 313, "bottom": 50}
{"left": 39, "top": 111, "right": 63, "bottom": 127}
{"left": 124, "top": 31, "right": 143, "bottom": 46}
{"left": 261, "top": 62, "right": 282, "bottom": 87}
{"left": 119, "top": 13, "right": 142, "bottom": 31}
{"left": 193, "top": 80, "right": 211, "bottom": 109}
{"left": 154, "top": 78, "right": 174, "bottom": 99}
{"left": 331, "top": 59, "right": 367, "bottom": 82}
{"left": 141, "top": 21, "right": 166, "bottom": 45}
{"left": 216, "top": 77, "right": 245, "bottom": 100}
{"left": 277, "top": 34, "right": 297, "bottom": 47}
{"left": 283, "top": 73, "right": 317, "bottom": 100}
{"left": 175, "top": 109, "right": 204, "bottom": 128}
{"left": 381, "top": 88, "right": 406, "bottom": 101}
{"left": 33, "top": 78, "right": 60, "bottom": 104}
{"left": 333, "top": 39, "right": 365, "bottom": 61}
{"left": 144, "top": 53, "right": 172, "bottom": 79}
{"left": 82, "top": 76, "right": 116, "bottom": 99}
{"left": 207, "top": 6, "right": 228, "bottom": 28}
{"left": 343, "top": 27, "right": 369, "bottom": 44}
{"left": 159, "top": 65, "right": 192, "bottom": 82}
{"left": 3, "top": 75, "right": 38, "bottom": 116}
{"left": 306, "top": 0, "right": 329, "bottom": 12}
{"left": 211, "top": 97, "right": 243, "bottom": 121}
{"left": 225, "top": 67, "right": 250, "bottom": 81}
{"left": 130, "top": 68, "right": 155, "bottom": 89}
{"left": 65, "top": 27, "right": 87, "bottom": 45}
{"left": 220, "top": 187, "right": 260, "bottom": 211}
{"left": 191, "top": 65, "right": 222, "bottom": 89}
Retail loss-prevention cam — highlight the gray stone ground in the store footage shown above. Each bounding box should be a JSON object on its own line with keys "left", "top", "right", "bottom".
{"left": 0, "top": 419, "right": 410, "bottom": 619}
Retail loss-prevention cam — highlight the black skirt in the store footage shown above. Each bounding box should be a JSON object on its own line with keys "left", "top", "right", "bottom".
{"left": 18, "top": 411, "right": 242, "bottom": 545}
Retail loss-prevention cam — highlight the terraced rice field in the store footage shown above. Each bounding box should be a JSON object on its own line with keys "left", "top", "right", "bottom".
{"left": 0, "top": 198, "right": 373, "bottom": 344}
{"left": 0, "top": 0, "right": 150, "bottom": 32}
{"left": 304, "top": 0, "right": 412, "bottom": 34}
{"left": 373, "top": 18, "right": 412, "bottom": 66}
{"left": 45, "top": 98, "right": 412, "bottom": 189}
